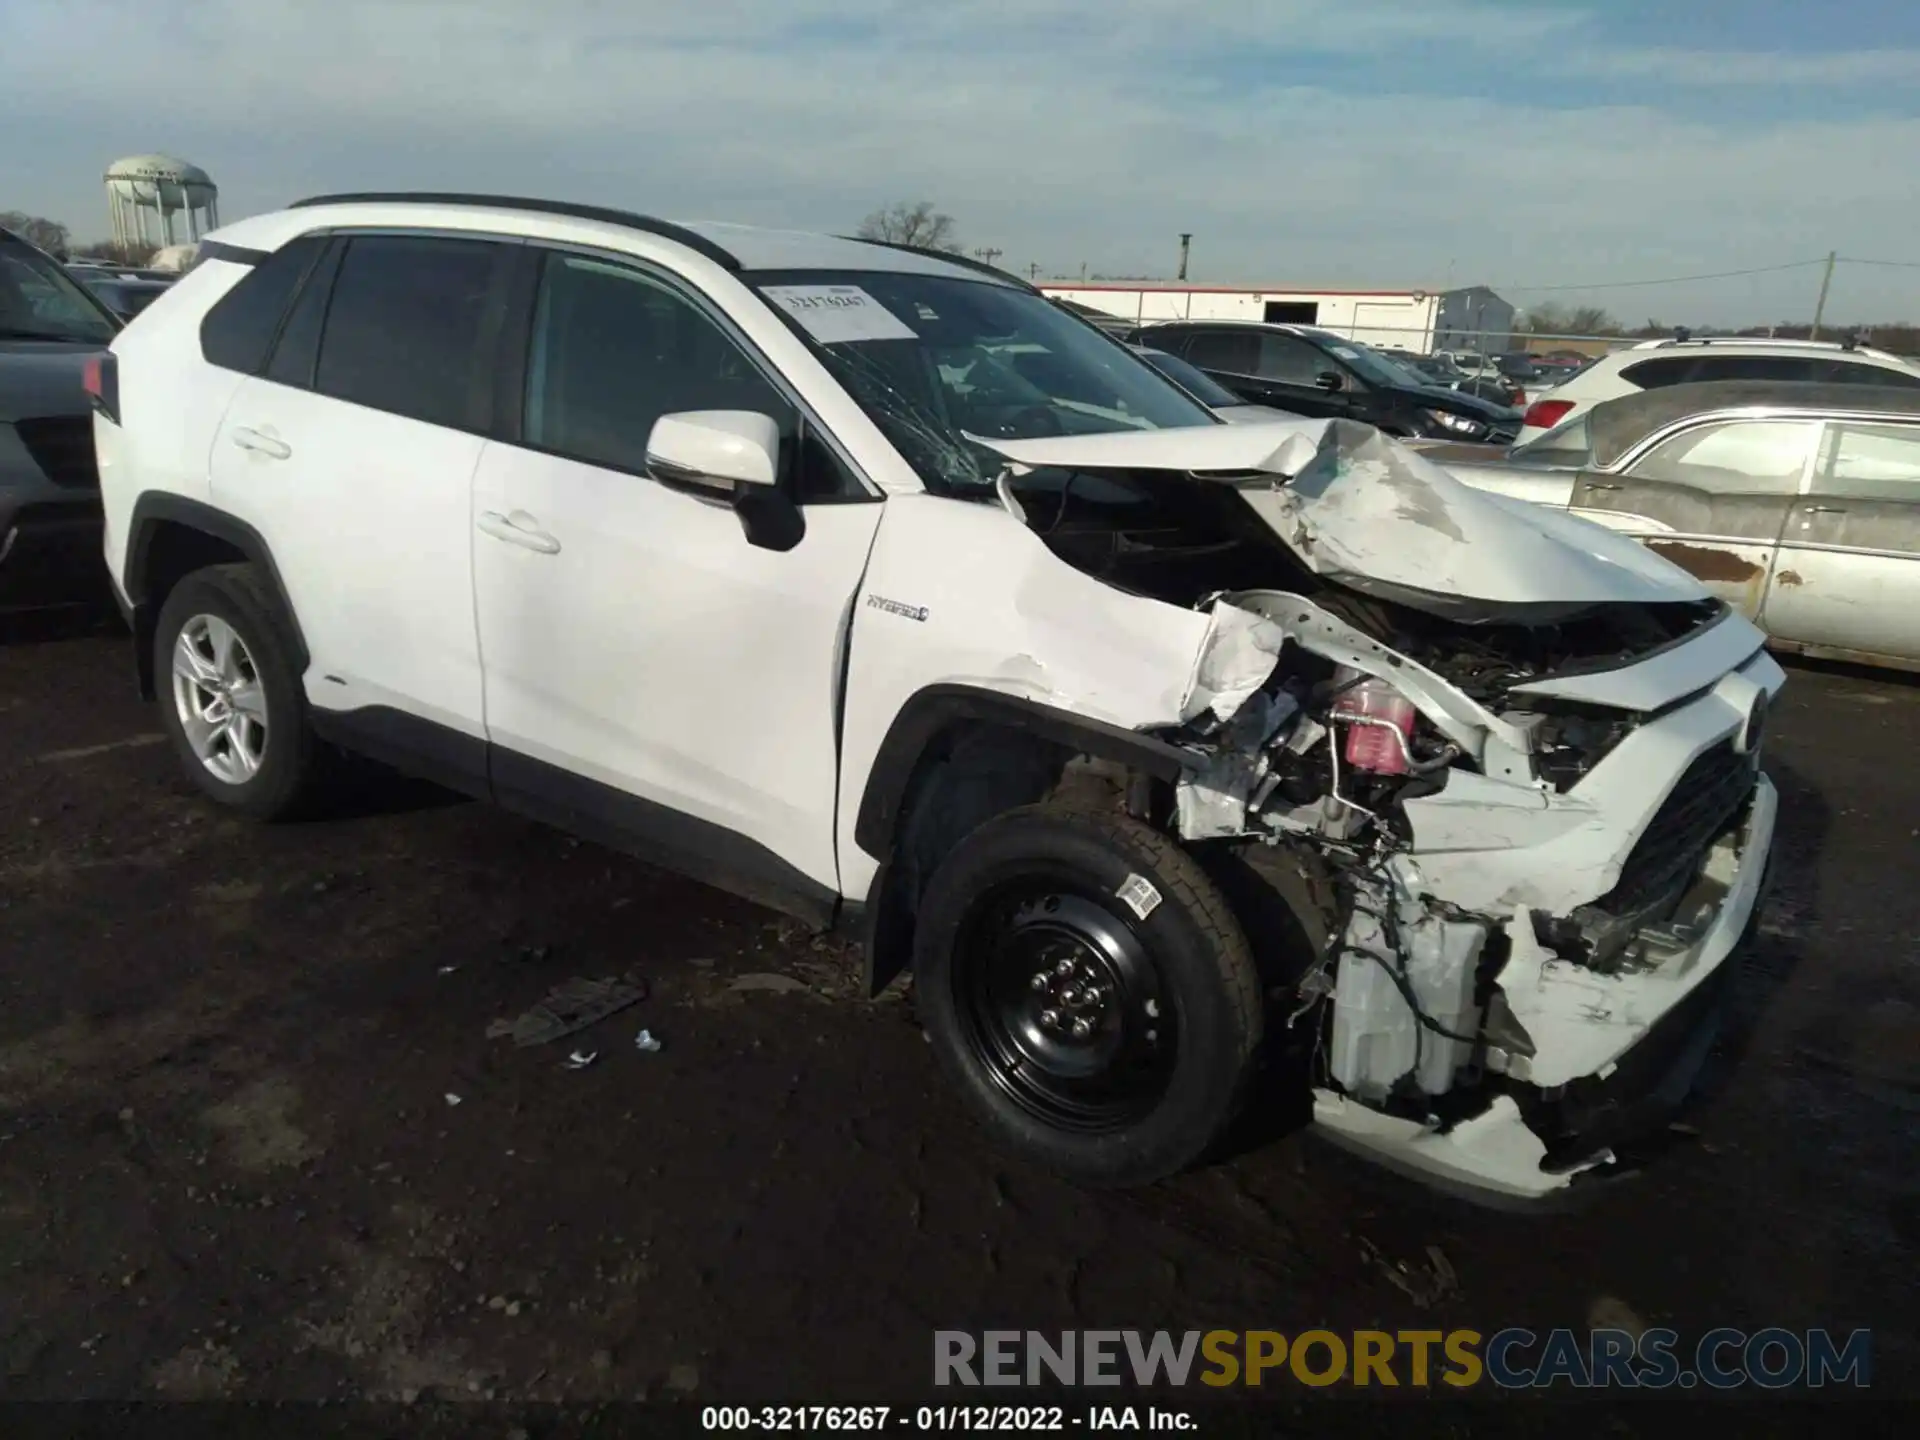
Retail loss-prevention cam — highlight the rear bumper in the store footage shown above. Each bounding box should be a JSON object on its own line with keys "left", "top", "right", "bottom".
{"left": 1312, "top": 775, "right": 1777, "bottom": 1206}
{"left": 0, "top": 497, "right": 107, "bottom": 609}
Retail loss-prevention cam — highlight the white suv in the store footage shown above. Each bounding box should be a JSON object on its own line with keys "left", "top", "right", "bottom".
{"left": 92, "top": 194, "right": 1783, "bottom": 1202}
{"left": 1515, "top": 336, "right": 1920, "bottom": 444}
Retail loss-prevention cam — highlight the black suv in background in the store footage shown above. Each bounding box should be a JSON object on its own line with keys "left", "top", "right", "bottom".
{"left": 1, "top": 230, "right": 120, "bottom": 609}
{"left": 1129, "top": 320, "right": 1522, "bottom": 443}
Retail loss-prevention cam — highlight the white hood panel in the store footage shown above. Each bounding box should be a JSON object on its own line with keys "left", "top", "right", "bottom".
{"left": 975, "top": 419, "right": 1711, "bottom": 616}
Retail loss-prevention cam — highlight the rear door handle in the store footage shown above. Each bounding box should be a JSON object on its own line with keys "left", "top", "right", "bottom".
{"left": 1583, "top": 482, "right": 1622, "bottom": 492}
{"left": 231, "top": 426, "right": 291, "bottom": 460}
{"left": 477, "top": 510, "right": 561, "bottom": 555}
{"left": 1801, "top": 504, "right": 1846, "bottom": 514}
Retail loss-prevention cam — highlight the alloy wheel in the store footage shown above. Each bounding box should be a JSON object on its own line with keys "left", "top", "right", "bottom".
{"left": 170, "top": 613, "right": 269, "bottom": 784}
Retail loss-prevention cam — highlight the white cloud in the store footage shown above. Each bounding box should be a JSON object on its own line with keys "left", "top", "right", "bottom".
{"left": 6, "top": 0, "right": 1919, "bottom": 322}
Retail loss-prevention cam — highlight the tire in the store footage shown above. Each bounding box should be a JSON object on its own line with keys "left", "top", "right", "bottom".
{"left": 913, "top": 802, "right": 1263, "bottom": 1187}
{"left": 154, "top": 563, "right": 321, "bottom": 820}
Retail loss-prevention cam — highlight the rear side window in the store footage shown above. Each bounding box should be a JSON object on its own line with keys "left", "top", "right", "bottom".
{"left": 1618, "top": 356, "right": 1698, "bottom": 389}
{"left": 313, "top": 235, "right": 505, "bottom": 431}
{"left": 1186, "top": 329, "right": 1260, "bottom": 374}
{"left": 264, "top": 240, "right": 343, "bottom": 390}
{"left": 198, "top": 234, "right": 327, "bottom": 373}
{"left": 1693, "top": 355, "right": 1820, "bottom": 383}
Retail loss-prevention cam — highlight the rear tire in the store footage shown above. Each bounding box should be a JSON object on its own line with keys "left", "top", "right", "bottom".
{"left": 913, "top": 802, "right": 1263, "bottom": 1187}
{"left": 154, "top": 564, "right": 321, "bottom": 820}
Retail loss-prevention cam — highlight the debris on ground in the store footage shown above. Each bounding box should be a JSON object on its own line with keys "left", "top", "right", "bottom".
{"left": 728, "top": 972, "right": 810, "bottom": 995}
{"left": 1359, "top": 1237, "right": 1457, "bottom": 1308}
{"left": 486, "top": 976, "right": 649, "bottom": 1048}
{"left": 444, "top": 1094, "right": 462, "bottom": 1107}
{"left": 634, "top": 1029, "right": 663, "bottom": 1053}
{"left": 562, "top": 1050, "right": 599, "bottom": 1071}
{"left": 436, "top": 965, "right": 460, "bottom": 977}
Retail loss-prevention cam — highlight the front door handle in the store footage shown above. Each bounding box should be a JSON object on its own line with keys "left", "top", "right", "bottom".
{"left": 477, "top": 510, "right": 561, "bottom": 555}
{"left": 1583, "top": 481, "right": 1622, "bottom": 492}
{"left": 1801, "top": 504, "right": 1847, "bottom": 515}
{"left": 231, "top": 426, "right": 291, "bottom": 460}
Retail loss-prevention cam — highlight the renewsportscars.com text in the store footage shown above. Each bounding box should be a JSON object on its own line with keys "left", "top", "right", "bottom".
{"left": 933, "top": 1328, "right": 1872, "bottom": 1390}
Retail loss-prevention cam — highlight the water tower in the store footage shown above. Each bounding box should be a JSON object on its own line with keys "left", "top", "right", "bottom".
{"left": 105, "top": 155, "right": 219, "bottom": 249}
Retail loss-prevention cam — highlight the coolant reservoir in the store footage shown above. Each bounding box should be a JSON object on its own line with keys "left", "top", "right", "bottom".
{"left": 1333, "top": 674, "right": 1416, "bottom": 776}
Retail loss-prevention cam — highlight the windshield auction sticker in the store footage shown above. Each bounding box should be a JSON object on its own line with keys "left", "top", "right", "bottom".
{"left": 764, "top": 284, "right": 918, "bottom": 344}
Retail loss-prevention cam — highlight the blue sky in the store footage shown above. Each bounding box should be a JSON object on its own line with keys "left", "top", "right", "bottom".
{"left": 6, "top": 0, "right": 1920, "bottom": 325}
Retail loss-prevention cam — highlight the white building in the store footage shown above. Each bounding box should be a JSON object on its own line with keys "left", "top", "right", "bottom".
{"left": 1040, "top": 282, "right": 1515, "bottom": 355}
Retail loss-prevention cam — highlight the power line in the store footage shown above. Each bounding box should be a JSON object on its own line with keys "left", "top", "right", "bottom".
{"left": 1834, "top": 255, "right": 1920, "bottom": 270}
{"left": 1503, "top": 258, "right": 1830, "bottom": 294}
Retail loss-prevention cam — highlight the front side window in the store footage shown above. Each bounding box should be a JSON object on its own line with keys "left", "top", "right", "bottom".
{"left": 1254, "top": 334, "right": 1332, "bottom": 385}
{"left": 1133, "top": 348, "right": 1244, "bottom": 408}
{"left": 751, "top": 270, "right": 1215, "bottom": 496}
{"left": 0, "top": 240, "right": 119, "bottom": 344}
{"left": 524, "top": 254, "right": 791, "bottom": 476}
{"left": 313, "top": 235, "right": 503, "bottom": 430}
{"left": 1815, "top": 422, "right": 1920, "bottom": 501}
{"left": 1627, "top": 419, "right": 1817, "bottom": 493}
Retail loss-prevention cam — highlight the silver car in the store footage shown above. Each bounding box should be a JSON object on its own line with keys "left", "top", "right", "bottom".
{"left": 1431, "top": 379, "right": 1920, "bottom": 672}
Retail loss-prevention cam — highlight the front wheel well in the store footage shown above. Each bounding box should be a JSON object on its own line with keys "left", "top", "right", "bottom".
{"left": 861, "top": 717, "right": 1176, "bottom": 997}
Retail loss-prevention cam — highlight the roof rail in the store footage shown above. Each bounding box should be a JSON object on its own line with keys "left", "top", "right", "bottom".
{"left": 839, "top": 236, "right": 1037, "bottom": 291}
{"left": 287, "top": 192, "right": 741, "bottom": 271}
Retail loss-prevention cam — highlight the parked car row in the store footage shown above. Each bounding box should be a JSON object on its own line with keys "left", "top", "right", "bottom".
{"left": 1426, "top": 378, "right": 1920, "bottom": 672}
{"left": 1, "top": 227, "right": 121, "bottom": 611}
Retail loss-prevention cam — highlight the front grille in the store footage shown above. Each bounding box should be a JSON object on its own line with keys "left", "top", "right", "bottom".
{"left": 14, "top": 416, "right": 98, "bottom": 490}
{"left": 1599, "top": 742, "right": 1756, "bottom": 913}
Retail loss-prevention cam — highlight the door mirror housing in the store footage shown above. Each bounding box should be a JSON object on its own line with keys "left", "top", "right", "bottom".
{"left": 645, "top": 410, "right": 782, "bottom": 492}
{"left": 1313, "top": 370, "right": 1346, "bottom": 393}
{"left": 645, "top": 410, "right": 803, "bottom": 552}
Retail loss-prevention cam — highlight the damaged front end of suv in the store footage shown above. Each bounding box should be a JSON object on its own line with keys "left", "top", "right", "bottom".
{"left": 974, "top": 419, "right": 1781, "bottom": 1202}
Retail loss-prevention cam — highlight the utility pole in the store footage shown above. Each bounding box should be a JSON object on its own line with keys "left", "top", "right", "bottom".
{"left": 974, "top": 246, "right": 1003, "bottom": 268}
{"left": 1177, "top": 233, "right": 1192, "bottom": 281}
{"left": 1810, "top": 250, "right": 1837, "bottom": 340}
{"left": 1028, "top": 261, "right": 1040, "bottom": 281}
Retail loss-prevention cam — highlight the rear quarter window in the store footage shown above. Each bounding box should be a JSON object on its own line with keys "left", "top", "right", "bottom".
{"left": 198, "top": 234, "right": 328, "bottom": 374}
{"left": 1618, "top": 356, "right": 1699, "bottom": 389}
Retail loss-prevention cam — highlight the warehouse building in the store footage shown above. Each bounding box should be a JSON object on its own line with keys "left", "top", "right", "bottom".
{"left": 1039, "top": 282, "right": 1515, "bottom": 355}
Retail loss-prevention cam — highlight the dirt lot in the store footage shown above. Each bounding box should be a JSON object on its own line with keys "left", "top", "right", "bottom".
{"left": 1, "top": 616, "right": 1915, "bottom": 1420}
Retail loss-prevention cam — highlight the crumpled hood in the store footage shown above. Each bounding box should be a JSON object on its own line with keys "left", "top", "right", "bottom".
{"left": 972, "top": 418, "right": 1710, "bottom": 620}
{"left": 0, "top": 345, "right": 97, "bottom": 424}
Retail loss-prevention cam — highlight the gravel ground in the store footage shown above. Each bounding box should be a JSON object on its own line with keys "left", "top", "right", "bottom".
{"left": 1, "top": 617, "right": 1913, "bottom": 1428}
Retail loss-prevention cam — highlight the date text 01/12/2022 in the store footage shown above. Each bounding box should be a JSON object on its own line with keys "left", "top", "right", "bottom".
{"left": 699, "top": 1407, "right": 1196, "bottom": 1432}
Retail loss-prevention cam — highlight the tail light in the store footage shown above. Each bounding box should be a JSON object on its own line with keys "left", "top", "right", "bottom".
{"left": 1521, "top": 398, "right": 1573, "bottom": 431}
{"left": 82, "top": 353, "right": 119, "bottom": 424}
{"left": 1333, "top": 676, "right": 1416, "bottom": 776}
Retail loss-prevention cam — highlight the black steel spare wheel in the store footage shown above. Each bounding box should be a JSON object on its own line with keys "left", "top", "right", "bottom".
{"left": 914, "top": 802, "right": 1262, "bottom": 1187}
{"left": 958, "top": 883, "right": 1177, "bottom": 1131}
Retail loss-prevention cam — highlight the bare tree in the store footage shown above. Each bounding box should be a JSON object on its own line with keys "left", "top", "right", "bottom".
{"left": 1521, "top": 301, "right": 1619, "bottom": 337}
{"left": 856, "top": 201, "right": 960, "bottom": 253}
{"left": 0, "top": 211, "right": 72, "bottom": 257}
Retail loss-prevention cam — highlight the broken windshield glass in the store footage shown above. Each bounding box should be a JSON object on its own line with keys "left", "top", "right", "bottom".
{"left": 748, "top": 269, "right": 1218, "bottom": 497}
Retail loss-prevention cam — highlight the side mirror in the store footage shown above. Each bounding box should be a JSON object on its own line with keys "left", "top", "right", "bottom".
{"left": 1313, "top": 371, "right": 1345, "bottom": 393}
{"left": 644, "top": 410, "right": 803, "bottom": 553}
{"left": 645, "top": 410, "right": 781, "bottom": 491}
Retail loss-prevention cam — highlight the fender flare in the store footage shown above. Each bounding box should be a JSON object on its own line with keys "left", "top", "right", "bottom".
{"left": 852, "top": 684, "right": 1197, "bottom": 863}
{"left": 123, "top": 493, "right": 309, "bottom": 697}
{"left": 849, "top": 684, "right": 1198, "bottom": 998}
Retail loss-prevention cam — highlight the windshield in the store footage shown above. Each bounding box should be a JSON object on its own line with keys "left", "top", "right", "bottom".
{"left": 0, "top": 241, "right": 118, "bottom": 343}
{"left": 1509, "top": 412, "right": 1593, "bottom": 465}
{"left": 1324, "top": 339, "right": 1434, "bottom": 389}
{"left": 1131, "top": 347, "right": 1245, "bottom": 409}
{"left": 750, "top": 270, "right": 1216, "bottom": 496}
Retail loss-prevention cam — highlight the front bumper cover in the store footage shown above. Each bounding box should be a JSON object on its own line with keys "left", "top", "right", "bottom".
{"left": 1311, "top": 775, "right": 1777, "bottom": 1205}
